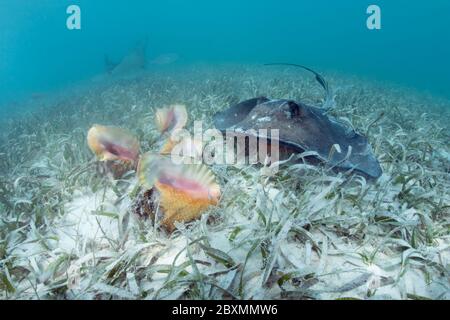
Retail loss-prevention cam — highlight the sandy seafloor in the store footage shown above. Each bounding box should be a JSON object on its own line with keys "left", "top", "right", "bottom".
{"left": 0, "top": 64, "right": 449, "bottom": 300}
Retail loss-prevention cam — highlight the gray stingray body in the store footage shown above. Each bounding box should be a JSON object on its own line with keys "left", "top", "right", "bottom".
{"left": 105, "top": 41, "right": 147, "bottom": 76}
{"left": 214, "top": 97, "right": 382, "bottom": 179}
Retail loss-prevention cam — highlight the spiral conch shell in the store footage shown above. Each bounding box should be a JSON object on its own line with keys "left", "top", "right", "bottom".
{"left": 87, "top": 124, "right": 140, "bottom": 178}
{"left": 87, "top": 124, "right": 140, "bottom": 163}
{"left": 155, "top": 104, "right": 188, "bottom": 134}
{"left": 155, "top": 104, "right": 202, "bottom": 161}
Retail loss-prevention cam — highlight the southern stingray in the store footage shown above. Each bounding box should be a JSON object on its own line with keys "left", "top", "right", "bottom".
{"left": 213, "top": 63, "right": 382, "bottom": 179}
{"left": 104, "top": 40, "right": 147, "bottom": 76}
{"left": 104, "top": 40, "right": 179, "bottom": 76}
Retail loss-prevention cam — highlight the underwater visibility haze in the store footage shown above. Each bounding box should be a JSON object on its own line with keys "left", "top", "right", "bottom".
{"left": 1, "top": 0, "right": 450, "bottom": 108}
{"left": 0, "top": 0, "right": 449, "bottom": 300}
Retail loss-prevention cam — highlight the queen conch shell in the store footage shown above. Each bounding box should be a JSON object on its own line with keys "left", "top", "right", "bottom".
{"left": 155, "top": 104, "right": 202, "bottom": 160}
{"left": 155, "top": 104, "right": 188, "bottom": 134}
{"left": 137, "top": 152, "right": 220, "bottom": 232}
{"left": 87, "top": 124, "right": 140, "bottom": 164}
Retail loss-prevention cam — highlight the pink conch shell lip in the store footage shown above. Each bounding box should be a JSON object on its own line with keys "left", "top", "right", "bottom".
{"left": 137, "top": 152, "right": 221, "bottom": 201}
{"left": 158, "top": 172, "right": 212, "bottom": 200}
{"left": 100, "top": 140, "right": 138, "bottom": 162}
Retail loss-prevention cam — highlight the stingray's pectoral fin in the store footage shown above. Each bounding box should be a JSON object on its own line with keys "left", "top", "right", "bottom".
{"left": 213, "top": 96, "right": 270, "bottom": 131}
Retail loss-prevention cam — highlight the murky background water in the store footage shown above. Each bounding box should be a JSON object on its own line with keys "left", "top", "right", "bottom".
{"left": 0, "top": 0, "right": 449, "bottom": 113}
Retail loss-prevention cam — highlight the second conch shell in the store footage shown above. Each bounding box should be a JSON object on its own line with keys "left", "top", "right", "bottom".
{"left": 87, "top": 124, "right": 140, "bottom": 163}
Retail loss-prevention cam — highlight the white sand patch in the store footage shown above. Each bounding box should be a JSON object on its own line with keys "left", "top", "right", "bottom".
{"left": 56, "top": 188, "right": 123, "bottom": 254}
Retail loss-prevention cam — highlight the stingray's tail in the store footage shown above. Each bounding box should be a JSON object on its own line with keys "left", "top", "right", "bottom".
{"left": 264, "top": 63, "right": 336, "bottom": 110}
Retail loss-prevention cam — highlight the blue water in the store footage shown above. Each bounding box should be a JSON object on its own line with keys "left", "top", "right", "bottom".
{"left": 1, "top": 0, "right": 449, "bottom": 111}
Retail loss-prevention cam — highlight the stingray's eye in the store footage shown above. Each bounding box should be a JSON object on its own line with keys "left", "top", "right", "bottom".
{"left": 346, "top": 129, "right": 358, "bottom": 139}
{"left": 288, "top": 101, "right": 303, "bottom": 118}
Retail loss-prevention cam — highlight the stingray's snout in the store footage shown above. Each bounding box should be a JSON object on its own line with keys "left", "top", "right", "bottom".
{"left": 366, "top": 159, "right": 383, "bottom": 179}
{"left": 356, "top": 154, "right": 383, "bottom": 180}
